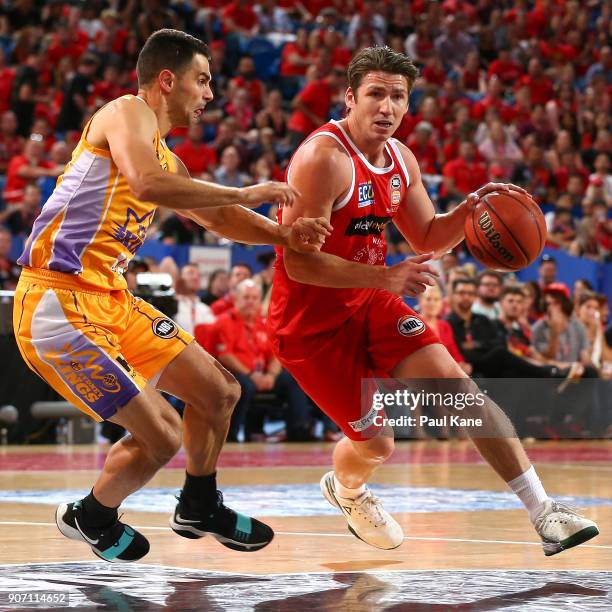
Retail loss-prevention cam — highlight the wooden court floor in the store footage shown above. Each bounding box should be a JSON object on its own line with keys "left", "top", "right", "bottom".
{"left": 0, "top": 440, "right": 610, "bottom": 610}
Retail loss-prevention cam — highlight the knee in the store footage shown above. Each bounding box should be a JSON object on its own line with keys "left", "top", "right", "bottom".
{"left": 212, "top": 378, "right": 241, "bottom": 419}
{"left": 148, "top": 423, "right": 182, "bottom": 466}
{"left": 359, "top": 434, "right": 395, "bottom": 462}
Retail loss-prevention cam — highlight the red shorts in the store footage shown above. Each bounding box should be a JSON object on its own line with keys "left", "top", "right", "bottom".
{"left": 273, "top": 290, "right": 440, "bottom": 440}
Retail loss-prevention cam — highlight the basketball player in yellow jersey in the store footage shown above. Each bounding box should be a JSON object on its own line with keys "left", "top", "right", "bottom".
{"left": 13, "top": 29, "right": 331, "bottom": 562}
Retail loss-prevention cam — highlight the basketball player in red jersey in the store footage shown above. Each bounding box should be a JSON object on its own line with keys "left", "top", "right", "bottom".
{"left": 268, "top": 47, "right": 599, "bottom": 554}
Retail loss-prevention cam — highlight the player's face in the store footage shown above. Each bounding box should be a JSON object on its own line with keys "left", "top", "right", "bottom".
{"left": 173, "top": 54, "right": 213, "bottom": 126}
{"left": 347, "top": 72, "right": 409, "bottom": 141}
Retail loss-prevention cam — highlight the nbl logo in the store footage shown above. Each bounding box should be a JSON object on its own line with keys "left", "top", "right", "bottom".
{"left": 152, "top": 317, "right": 179, "bottom": 339}
{"left": 397, "top": 315, "right": 425, "bottom": 337}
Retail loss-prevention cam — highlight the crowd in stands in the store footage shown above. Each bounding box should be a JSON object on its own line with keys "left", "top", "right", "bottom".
{"left": 0, "top": 1, "right": 611, "bottom": 439}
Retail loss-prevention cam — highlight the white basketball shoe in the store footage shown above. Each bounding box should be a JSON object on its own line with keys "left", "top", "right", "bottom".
{"left": 320, "top": 471, "right": 404, "bottom": 550}
{"left": 534, "top": 499, "right": 599, "bottom": 556}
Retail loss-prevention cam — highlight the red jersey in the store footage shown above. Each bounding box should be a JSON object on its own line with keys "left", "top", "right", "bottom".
{"left": 269, "top": 120, "right": 410, "bottom": 341}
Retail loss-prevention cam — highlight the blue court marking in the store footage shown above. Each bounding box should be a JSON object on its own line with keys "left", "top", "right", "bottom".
{"left": 1, "top": 485, "right": 611, "bottom": 516}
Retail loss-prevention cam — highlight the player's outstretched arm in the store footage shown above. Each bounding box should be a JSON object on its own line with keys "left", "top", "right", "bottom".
{"left": 393, "top": 142, "right": 526, "bottom": 256}
{"left": 171, "top": 153, "right": 331, "bottom": 252}
{"left": 103, "top": 97, "right": 297, "bottom": 210}
{"left": 281, "top": 138, "right": 438, "bottom": 295}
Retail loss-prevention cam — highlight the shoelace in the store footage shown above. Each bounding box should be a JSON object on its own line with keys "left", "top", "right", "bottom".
{"left": 537, "top": 501, "right": 581, "bottom": 530}
{"left": 551, "top": 501, "right": 581, "bottom": 519}
{"left": 354, "top": 491, "right": 386, "bottom": 527}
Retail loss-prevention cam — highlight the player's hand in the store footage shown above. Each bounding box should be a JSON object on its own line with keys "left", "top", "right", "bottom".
{"left": 240, "top": 181, "right": 301, "bottom": 209}
{"left": 464, "top": 182, "right": 529, "bottom": 212}
{"left": 384, "top": 252, "right": 439, "bottom": 297}
{"left": 288, "top": 216, "right": 333, "bottom": 253}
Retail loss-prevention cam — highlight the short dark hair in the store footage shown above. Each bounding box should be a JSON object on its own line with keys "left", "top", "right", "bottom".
{"left": 347, "top": 46, "right": 418, "bottom": 95}
{"left": 136, "top": 29, "right": 210, "bottom": 87}
{"left": 545, "top": 292, "right": 573, "bottom": 317}
{"left": 501, "top": 285, "right": 525, "bottom": 300}
{"left": 478, "top": 270, "right": 503, "bottom": 285}
{"left": 453, "top": 278, "right": 477, "bottom": 292}
{"left": 232, "top": 262, "right": 253, "bottom": 275}
{"left": 577, "top": 290, "right": 599, "bottom": 307}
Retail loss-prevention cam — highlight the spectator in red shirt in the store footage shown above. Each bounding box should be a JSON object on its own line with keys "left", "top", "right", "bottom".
{"left": 441, "top": 141, "right": 488, "bottom": 204}
{"left": 225, "top": 88, "right": 255, "bottom": 133}
{"left": 421, "top": 55, "right": 447, "bottom": 87}
{"left": 287, "top": 67, "right": 343, "bottom": 150}
{"left": 211, "top": 263, "right": 253, "bottom": 316}
{"left": 95, "top": 9, "right": 128, "bottom": 56}
{"left": 222, "top": 0, "right": 259, "bottom": 37}
{"left": 0, "top": 111, "right": 24, "bottom": 174}
{"left": 172, "top": 123, "right": 217, "bottom": 177}
{"left": 212, "top": 279, "right": 313, "bottom": 442}
{"left": 516, "top": 58, "right": 554, "bottom": 106}
{"left": 459, "top": 51, "right": 485, "bottom": 95}
{"left": 3, "top": 136, "right": 61, "bottom": 204}
{"left": 90, "top": 64, "right": 125, "bottom": 109}
{"left": 472, "top": 76, "right": 514, "bottom": 123}
{"left": 46, "top": 20, "right": 88, "bottom": 69}
{"left": 487, "top": 46, "right": 523, "bottom": 86}
{"left": 407, "top": 121, "right": 440, "bottom": 175}
{"left": 0, "top": 49, "right": 15, "bottom": 114}
{"left": 229, "top": 57, "right": 266, "bottom": 111}
{"left": 280, "top": 28, "right": 310, "bottom": 78}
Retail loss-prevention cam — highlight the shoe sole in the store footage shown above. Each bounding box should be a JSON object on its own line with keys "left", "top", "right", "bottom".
{"left": 55, "top": 503, "right": 139, "bottom": 563}
{"left": 543, "top": 525, "right": 600, "bottom": 556}
{"left": 320, "top": 473, "right": 402, "bottom": 551}
{"left": 169, "top": 518, "right": 273, "bottom": 552}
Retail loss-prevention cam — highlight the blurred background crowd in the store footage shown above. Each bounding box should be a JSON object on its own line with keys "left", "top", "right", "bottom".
{"left": 0, "top": 0, "right": 610, "bottom": 441}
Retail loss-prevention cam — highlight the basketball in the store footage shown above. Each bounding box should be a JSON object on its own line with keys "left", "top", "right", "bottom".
{"left": 464, "top": 190, "right": 547, "bottom": 272}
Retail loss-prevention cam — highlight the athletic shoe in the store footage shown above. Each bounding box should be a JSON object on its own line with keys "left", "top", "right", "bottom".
{"left": 320, "top": 471, "right": 404, "bottom": 550}
{"left": 534, "top": 499, "right": 599, "bottom": 556}
{"left": 170, "top": 490, "right": 274, "bottom": 552}
{"left": 55, "top": 501, "right": 149, "bottom": 562}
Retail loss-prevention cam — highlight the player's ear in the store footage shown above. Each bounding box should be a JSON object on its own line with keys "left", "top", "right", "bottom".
{"left": 345, "top": 87, "right": 356, "bottom": 111}
{"left": 158, "top": 69, "right": 174, "bottom": 94}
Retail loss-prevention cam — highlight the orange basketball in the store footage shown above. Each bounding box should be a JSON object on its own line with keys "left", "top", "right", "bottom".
{"left": 464, "top": 191, "right": 547, "bottom": 272}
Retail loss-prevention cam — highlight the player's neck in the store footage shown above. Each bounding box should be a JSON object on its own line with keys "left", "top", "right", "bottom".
{"left": 136, "top": 89, "right": 172, "bottom": 137}
{"left": 341, "top": 117, "right": 387, "bottom": 166}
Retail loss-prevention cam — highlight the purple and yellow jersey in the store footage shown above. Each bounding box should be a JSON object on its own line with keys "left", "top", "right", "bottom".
{"left": 18, "top": 95, "right": 177, "bottom": 291}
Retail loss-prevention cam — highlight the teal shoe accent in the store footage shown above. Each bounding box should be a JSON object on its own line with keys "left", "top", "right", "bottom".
{"left": 98, "top": 526, "right": 135, "bottom": 561}
{"left": 235, "top": 513, "right": 252, "bottom": 536}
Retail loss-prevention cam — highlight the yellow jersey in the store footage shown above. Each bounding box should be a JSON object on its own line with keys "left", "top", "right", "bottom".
{"left": 18, "top": 95, "right": 177, "bottom": 291}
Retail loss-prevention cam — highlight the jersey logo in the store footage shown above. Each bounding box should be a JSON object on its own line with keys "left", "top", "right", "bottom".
{"left": 389, "top": 173, "right": 402, "bottom": 209}
{"left": 112, "top": 208, "right": 155, "bottom": 254}
{"left": 346, "top": 214, "right": 391, "bottom": 236}
{"left": 152, "top": 317, "right": 179, "bottom": 339}
{"left": 357, "top": 181, "right": 375, "bottom": 208}
{"left": 397, "top": 315, "right": 426, "bottom": 337}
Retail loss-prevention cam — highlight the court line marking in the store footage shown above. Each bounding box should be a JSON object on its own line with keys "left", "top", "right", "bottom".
{"left": 0, "top": 521, "right": 610, "bottom": 550}
{"left": 1, "top": 560, "right": 610, "bottom": 579}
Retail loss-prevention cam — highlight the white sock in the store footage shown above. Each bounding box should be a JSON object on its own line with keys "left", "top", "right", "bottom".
{"left": 507, "top": 465, "right": 550, "bottom": 523}
{"left": 333, "top": 473, "right": 366, "bottom": 499}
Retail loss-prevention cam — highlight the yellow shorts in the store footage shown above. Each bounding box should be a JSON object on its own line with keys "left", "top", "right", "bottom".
{"left": 13, "top": 268, "right": 193, "bottom": 422}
